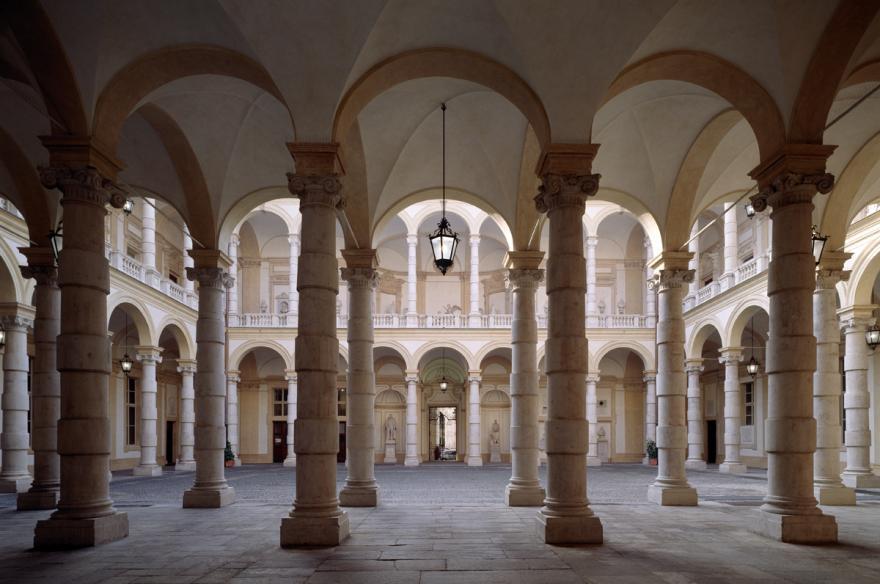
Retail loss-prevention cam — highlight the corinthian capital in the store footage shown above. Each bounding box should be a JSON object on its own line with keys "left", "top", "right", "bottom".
{"left": 750, "top": 172, "right": 835, "bottom": 213}
{"left": 507, "top": 268, "right": 544, "bottom": 289}
{"left": 0, "top": 314, "right": 33, "bottom": 331}
{"left": 816, "top": 268, "right": 849, "bottom": 291}
{"left": 286, "top": 173, "right": 344, "bottom": 209}
{"left": 186, "top": 267, "right": 234, "bottom": 290}
{"left": 534, "top": 173, "right": 600, "bottom": 214}
{"left": 39, "top": 165, "right": 128, "bottom": 209}
{"left": 20, "top": 264, "right": 58, "bottom": 287}
{"left": 341, "top": 267, "right": 378, "bottom": 290}
{"left": 650, "top": 268, "right": 694, "bottom": 291}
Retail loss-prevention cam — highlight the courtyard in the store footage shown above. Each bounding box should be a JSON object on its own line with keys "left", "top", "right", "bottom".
{"left": 1, "top": 464, "right": 879, "bottom": 584}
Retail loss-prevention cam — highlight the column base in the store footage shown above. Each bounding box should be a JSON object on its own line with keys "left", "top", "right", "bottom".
{"left": 34, "top": 512, "right": 129, "bottom": 549}
{"left": 752, "top": 510, "right": 837, "bottom": 544}
{"left": 283, "top": 457, "right": 297, "bottom": 468}
{"left": 133, "top": 464, "right": 163, "bottom": 477}
{"left": 648, "top": 483, "right": 698, "bottom": 506}
{"left": 339, "top": 486, "right": 378, "bottom": 507}
{"left": 280, "top": 512, "right": 350, "bottom": 547}
{"left": 685, "top": 459, "right": 707, "bottom": 470}
{"left": 404, "top": 457, "right": 420, "bottom": 467}
{"left": 0, "top": 476, "right": 32, "bottom": 493}
{"left": 182, "top": 486, "right": 235, "bottom": 508}
{"left": 842, "top": 472, "right": 880, "bottom": 488}
{"left": 17, "top": 490, "right": 59, "bottom": 511}
{"left": 505, "top": 484, "right": 545, "bottom": 507}
{"left": 466, "top": 456, "right": 483, "bottom": 467}
{"left": 719, "top": 462, "right": 748, "bottom": 474}
{"left": 175, "top": 461, "right": 196, "bottom": 472}
{"left": 587, "top": 456, "right": 602, "bottom": 467}
{"left": 535, "top": 511, "right": 603, "bottom": 545}
{"left": 814, "top": 485, "right": 856, "bottom": 506}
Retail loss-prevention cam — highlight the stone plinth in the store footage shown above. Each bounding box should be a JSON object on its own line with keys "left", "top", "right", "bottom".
{"left": 182, "top": 486, "right": 235, "bottom": 508}
{"left": 504, "top": 484, "right": 544, "bottom": 507}
{"left": 489, "top": 443, "right": 501, "bottom": 463}
{"left": 751, "top": 511, "right": 837, "bottom": 544}
{"left": 384, "top": 441, "right": 397, "bottom": 464}
{"left": 536, "top": 513, "right": 603, "bottom": 545}
{"left": 281, "top": 514, "right": 350, "bottom": 547}
{"left": 648, "top": 484, "right": 698, "bottom": 506}
{"left": 17, "top": 490, "right": 59, "bottom": 510}
{"left": 34, "top": 512, "right": 129, "bottom": 549}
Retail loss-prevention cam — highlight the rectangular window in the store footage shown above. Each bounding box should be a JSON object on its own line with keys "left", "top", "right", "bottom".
{"left": 744, "top": 381, "right": 754, "bottom": 426}
{"left": 127, "top": 376, "right": 137, "bottom": 446}
{"left": 168, "top": 271, "right": 179, "bottom": 284}
{"left": 273, "top": 388, "right": 288, "bottom": 417}
{"left": 337, "top": 387, "right": 347, "bottom": 418}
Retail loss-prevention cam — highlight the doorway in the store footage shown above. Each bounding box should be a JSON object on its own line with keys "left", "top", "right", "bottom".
{"left": 706, "top": 420, "right": 717, "bottom": 464}
{"left": 428, "top": 407, "right": 458, "bottom": 461}
{"left": 272, "top": 421, "right": 287, "bottom": 463}
{"left": 337, "top": 421, "right": 346, "bottom": 463}
{"left": 165, "top": 421, "right": 175, "bottom": 466}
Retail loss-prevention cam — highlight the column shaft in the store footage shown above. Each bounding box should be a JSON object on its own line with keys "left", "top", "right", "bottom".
{"left": 0, "top": 315, "right": 33, "bottom": 492}
{"left": 841, "top": 309, "right": 880, "bottom": 487}
{"left": 721, "top": 201, "right": 738, "bottom": 288}
{"left": 406, "top": 234, "right": 418, "bottom": 327}
{"left": 586, "top": 236, "right": 597, "bottom": 327}
{"left": 182, "top": 257, "right": 235, "bottom": 508}
{"left": 35, "top": 166, "right": 128, "bottom": 548}
{"left": 226, "top": 373, "right": 241, "bottom": 466}
{"left": 227, "top": 234, "right": 239, "bottom": 317}
{"left": 176, "top": 361, "right": 196, "bottom": 471}
{"left": 505, "top": 264, "right": 545, "bottom": 506}
{"left": 142, "top": 198, "right": 159, "bottom": 286}
{"left": 18, "top": 255, "right": 61, "bottom": 509}
{"left": 719, "top": 349, "right": 746, "bottom": 474}
{"left": 586, "top": 374, "right": 601, "bottom": 467}
{"left": 684, "top": 362, "right": 706, "bottom": 470}
{"left": 534, "top": 170, "right": 602, "bottom": 544}
{"left": 339, "top": 264, "right": 379, "bottom": 506}
{"left": 466, "top": 374, "right": 482, "bottom": 466}
{"left": 404, "top": 374, "right": 419, "bottom": 466}
{"left": 289, "top": 234, "right": 300, "bottom": 316}
{"left": 648, "top": 256, "right": 698, "bottom": 506}
{"left": 133, "top": 348, "right": 163, "bottom": 476}
{"left": 282, "top": 170, "right": 349, "bottom": 546}
{"left": 284, "top": 373, "right": 297, "bottom": 466}
{"left": 468, "top": 235, "right": 481, "bottom": 326}
{"left": 812, "top": 267, "right": 854, "bottom": 504}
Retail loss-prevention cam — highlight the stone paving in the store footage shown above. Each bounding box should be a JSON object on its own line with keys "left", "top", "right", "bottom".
{"left": 1, "top": 463, "right": 879, "bottom": 583}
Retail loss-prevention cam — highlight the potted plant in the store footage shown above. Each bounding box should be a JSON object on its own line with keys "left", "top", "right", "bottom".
{"left": 646, "top": 439, "right": 658, "bottom": 466}
{"left": 224, "top": 441, "right": 236, "bottom": 468}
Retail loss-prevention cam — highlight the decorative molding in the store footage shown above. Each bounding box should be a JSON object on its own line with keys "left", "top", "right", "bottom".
{"left": 286, "top": 173, "right": 344, "bottom": 209}
{"left": 508, "top": 268, "right": 544, "bottom": 289}
{"left": 38, "top": 165, "right": 127, "bottom": 209}
{"left": 534, "top": 173, "right": 600, "bottom": 214}
{"left": 186, "top": 266, "right": 233, "bottom": 290}
{"left": 341, "top": 267, "right": 378, "bottom": 289}
{"left": 750, "top": 172, "right": 835, "bottom": 212}
{"left": 19, "top": 264, "right": 58, "bottom": 287}
{"left": 0, "top": 314, "right": 32, "bottom": 331}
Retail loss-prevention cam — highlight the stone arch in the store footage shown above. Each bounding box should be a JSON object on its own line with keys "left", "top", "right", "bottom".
{"left": 414, "top": 342, "right": 475, "bottom": 375}
{"left": 591, "top": 188, "right": 663, "bottom": 254}
{"left": 725, "top": 301, "right": 771, "bottom": 349}
{"left": 0, "top": 126, "right": 55, "bottom": 246}
{"left": 333, "top": 47, "right": 551, "bottom": 149}
{"left": 590, "top": 341, "right": 653, "bottom": 373}
{"left": 373, "top": 341, "right": 414, "bottom": 371}
{"left": 156, "top": 318, "right": 195, "bottom": 360}
{"left": 601, "top": 51, "right": 785, "bottom": 163}
{"left": 229, "top": 340, "right": 293, "bottom": 371}
{"left": 92, "top": 44, "right": 292, "bottom": 155}
{"left": 108, "top": 298, "right": 156, "bottom": 347}
{"left": 665, "top": 109, "right": 745, "bottom": 250}
{"left": 788, "top": 1, "right": 880, "bottom": 144}
{"left": 0, "top": 234, "right": 29, "bottom": 304}
{"left": 687, "top": 320, "right": 725, "bottom": 360}
{"left": 821, "top": 130, "right": 880, "bottom": 250}
{"left": 376, "top": 388, "right": 406, "bottom": 405}
{"left": 481, "top": 389, "right": 511, "bottom": 406}
{"left": 846, "top": 247, "right": 880, "bottom": 306}
{"left": 475, "top": 341, "right": 513, "bottom": 369}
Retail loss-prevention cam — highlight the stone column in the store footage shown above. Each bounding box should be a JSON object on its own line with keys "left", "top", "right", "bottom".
{"left": 644, "top": 371, "right": 658, "bottom": 465}
{"left": 226, "top": 371, "right": 241, "bottom": 466}
{"left": 35, "top": 163, "right": 129, "bottom": 548}
{"left": 404, "top": 372, "right": 419, "bottom": 466}
{"left": 0, "top": 310, "right": 34, "bottom": 493}
{"left": 465, "top": 372, "right": 483, "bottom": 466}
{"left": 505, "top": 253, "right": 545, "bottom": 506}
{"left": 684, "top": 360, "right": 706, "bottom": 470}
{"left": 586, "top": 374, "right": 601, "bottom": 467}
{"left": 133, "top": 346, "right": 163, "bottom": 476}
{"left": 142, "top": 198, "right": 160, "bottom": 287}
{"left": 17, "top": 250, "right": 61, "bottom": 509}
{"left": 812, "top": 258, "right": 855, "bottom": 504}
{"left": 227, "top": 234, "right": 239, "bottom": 318}
{"left": 586, "top": 235, "right": 598, "bottom": 327}
{"left": 406, "top": 234, "right": 418, "bottom": 327}
{"left": 748, "top": 156, "right": 837, "bottom": 543}
{"left": 282, "top": 149, "right": 349, "bottom": 546}
{"left": 755, "top": 212, "right": 770, "bottom": 272}
{"left": 182, "top": 250, "right": 235, "bottom": 508}
{"left": 685, "top": 223, "right": 699, "bottom": 308}
{"left": 720, "top": 201, "right": 738, "bottom": 289}
{"left": 284, "top": 371, "right": 297, "bottom": 467}
{"left": 839, "top": 305, "right": 880, "bottom": 488}
{"left": 644, "top": 238, "right": 656, "bottom": 327}
{"left": 176, "top": 360, "right": 197, "bottom": 471}
{"left": 183, "top": 226, "right": 195, "bottom": 299}
{"left": 469, "top": 234, "right": 481, "bottom": 327}
{"left": 0, "top": 349, "right": 3, "bottom": 470}
{"left": 718, "top": 348, "right": 747, "bottom": 474}
{"left": 648, "top": 252, "right": 698, "bottom": 506}
{"left": 339, "top": 252, "right": 379, "bottom": 507}
{"left": 534, "top": 155, "right": 603, "bottom": 544}
{"left": 288, "top": 233, "right": 300, "bottom": 316}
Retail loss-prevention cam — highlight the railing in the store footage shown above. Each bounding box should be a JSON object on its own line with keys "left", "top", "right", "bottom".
{"left": 120, "top": 255, "right": 145, "bottom": 281}
{"left": 109, "top": 251, "right": 196, "bottom": 309}
{"left": 483, "top": 314, "right": 513, "bottom": 328}
{"left": 373, "top": 314, "right": 402, "bottom": 328}
{"left": 596, "top": 314, "right": 647, "bottom": 328}
{"left": 234, "top": 313, "right": 292, "bottom": 327}
{"left": 735, "top": 257, "right": 758, "bottom": 284}
{"left": 162, "top": 280, "right": 186, "bottom": 304}
{"left": 696, "top": 282, "right": 719, "bottom": 305}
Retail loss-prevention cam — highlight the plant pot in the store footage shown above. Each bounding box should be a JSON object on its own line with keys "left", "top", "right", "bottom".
{"left": 649, "top": 458, "right": 658, "bottom": 466}
{"left": 225, "top": 460, "right": 235, "bottom": 468}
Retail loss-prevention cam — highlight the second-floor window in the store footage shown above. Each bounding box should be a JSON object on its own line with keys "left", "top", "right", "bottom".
{"left": 273, "top": 388, "right": 288, "bottom": 417}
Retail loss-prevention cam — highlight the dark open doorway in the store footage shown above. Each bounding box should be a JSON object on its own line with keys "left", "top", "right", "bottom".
{"left": 165, "top": 421, "right": 175, "bottom": 466}
{"left": 273, "top": 421, "right": 287, "bottom": 463}
{"left": 706, "top": 420, "right": 717, "bottom": 464}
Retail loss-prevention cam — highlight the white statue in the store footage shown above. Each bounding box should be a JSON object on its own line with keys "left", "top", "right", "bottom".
{"left": 490, "top": 419, "right": 501, "bottom": 446}
{"left": 384, "top": 414, "right": 397, "bottom": 442}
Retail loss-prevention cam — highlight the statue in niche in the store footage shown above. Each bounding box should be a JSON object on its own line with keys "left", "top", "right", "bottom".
{"left": 384, "top": 414, "right": 397, "bottom": 443}
{"left": 597, "top": 299, "right": 606, "bottom": 315}
{"left": 490, "top": 419, "right": 501, "bottom": 446}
